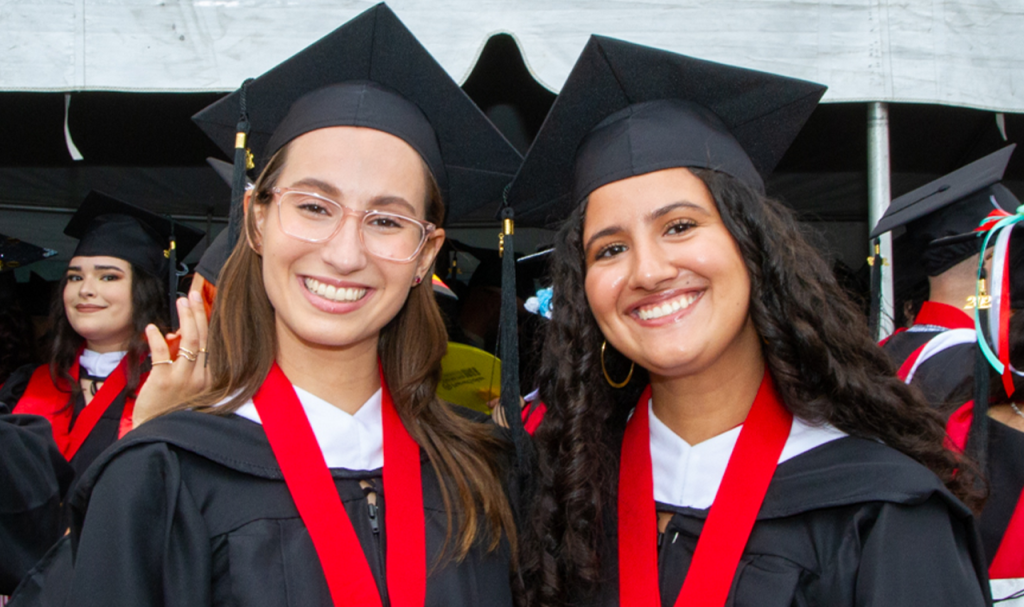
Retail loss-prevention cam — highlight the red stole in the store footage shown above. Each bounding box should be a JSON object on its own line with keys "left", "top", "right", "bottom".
{"left": 946, "top": 402, "right": 1024, "bottom": 579}
{"left": 252, "top": 362, "right": 426, "bottom": 607}
{"left": 618, "top": 372, "right": 792, "bottom": 607}
{"left": 13, "top": 355, "right": 137, "bottom": 461}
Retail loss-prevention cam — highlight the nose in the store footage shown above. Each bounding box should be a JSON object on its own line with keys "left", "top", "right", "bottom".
{"left": 627, "top": 238, "right": 678, "bottom": 292}
{"left": 77, "top": 275, "right": 97, "bottom": 298}
{"left": 320, "top": 213, "right": 369, "bottom": 274}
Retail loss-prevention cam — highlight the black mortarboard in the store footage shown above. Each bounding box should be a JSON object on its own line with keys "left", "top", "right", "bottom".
{"left": 506, "top": 35, "right": 827, "bottom": 227}
{"left": 0, "top": 234, "right": 57, "bottom": 272}
{"left": 195, "top": 230, "right": 230, "bottom": 286}
{"left": 206, "top": 157, "right": 252, "bottom": 191}
{"left": 64, "top": 191, "right": 203, "bottom": 279}
{"left": 192, "top": 3, "right": 521, "bottom": 223}
{"left": 195, "top": 158, "right": 248, "bottom": 287}
{"left": 871, "top": 145, "right": 1018, "bottom": 276}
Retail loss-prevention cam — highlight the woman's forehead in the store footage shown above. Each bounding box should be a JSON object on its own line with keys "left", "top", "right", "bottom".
{"left": 280, "top": 126, "right": 430, "bottom": 212}
{"left": 68, "top": 255, "right": 131, "bottom": 270}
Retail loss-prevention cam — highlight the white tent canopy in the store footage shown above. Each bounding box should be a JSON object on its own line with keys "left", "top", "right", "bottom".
{"left": 3, "top": 0, "right": 1022, "bottom": 112}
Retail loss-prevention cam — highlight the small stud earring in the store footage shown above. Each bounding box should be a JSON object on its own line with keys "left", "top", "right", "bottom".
{"left": 413, "top": 276, "right": 422, "bottom": 286}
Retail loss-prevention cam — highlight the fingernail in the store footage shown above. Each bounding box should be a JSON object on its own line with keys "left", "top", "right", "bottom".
{"left": 190, "top": 290, "right": 202, "bottom": 302}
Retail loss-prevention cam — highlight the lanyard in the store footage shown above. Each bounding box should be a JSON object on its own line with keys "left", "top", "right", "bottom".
{"left": 252, "top": 362, "right": 426, "bottom": 607}
{"left": 618, "top": 371, "right": 792, "bottom": 606}
{"left": 15, "top": 355, "right": 136, "bottom": 460}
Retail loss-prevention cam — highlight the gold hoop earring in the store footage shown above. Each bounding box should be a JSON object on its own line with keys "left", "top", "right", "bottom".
{"left": 601, "top": 340, "right": 634, "bottom": 389}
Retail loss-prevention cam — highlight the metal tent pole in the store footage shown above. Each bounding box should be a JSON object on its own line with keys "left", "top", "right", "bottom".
{"left": 867, "top": 102, "right": 894, "bottom": 340}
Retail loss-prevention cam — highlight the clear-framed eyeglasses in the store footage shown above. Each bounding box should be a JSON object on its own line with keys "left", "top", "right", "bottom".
{"left": 270, "top": 187, "right": 437, "bottom": 263}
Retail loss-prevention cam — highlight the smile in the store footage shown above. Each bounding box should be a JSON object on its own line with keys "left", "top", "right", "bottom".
{"left": 75, "top": 304, "right": 106, "bottom": 313}
{"left": 635, "top": 292, "right": 701, "bottom": 321}
{"left": 303, "top": 278, "right": 368, "bottom": 303}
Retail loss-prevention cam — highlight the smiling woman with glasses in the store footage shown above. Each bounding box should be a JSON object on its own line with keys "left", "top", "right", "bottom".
{"left": 56, "top": 6, "right": 524, "bottom": 607}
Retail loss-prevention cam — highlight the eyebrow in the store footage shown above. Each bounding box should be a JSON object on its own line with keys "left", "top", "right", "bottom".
{"left": 288, "top": 177, "right": 342, "bottom": 198}
{"left": 368, "top": 195, "right": 418, "bottom": 217}
{"left": 584, "top": 200, "right": 710, "bottom": 255}
{"left": 68, "top": 265, "right": 126, "bottom": 272}
{"left": 287, "top": 179, "right": 420, "bottom": 216}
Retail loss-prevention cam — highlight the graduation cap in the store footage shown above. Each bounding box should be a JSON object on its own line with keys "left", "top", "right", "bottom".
{"left": 505, "top": 35, "right": 827, "bottom": 228}
{"left": 0, "top": 234, "right": 57, "bottom": 272}
{"left": 870, "top": 145, "right": 1018, "bottom": 276}
{"left": 65, "top": 191, "right": 204, "bottom": 326}
{"left": 192, "top": 2, "right": 522, "bottom": 245}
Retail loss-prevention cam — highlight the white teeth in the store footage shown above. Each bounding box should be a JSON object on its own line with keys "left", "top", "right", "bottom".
{"left": 303, "top": 278, "right": 367, "bottom": 303}
{"left": 637, "top": 292, "right": 700, "bottom": 320}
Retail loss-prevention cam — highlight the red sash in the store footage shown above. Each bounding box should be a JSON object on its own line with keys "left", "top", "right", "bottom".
{"left": 618, "top": 372, "right": 792, "bottom": 607}
{"left": 13, "top": 356, "right": 137, "bottom": 461}
{"left": 253, "top": 362, "right": 426, "bottom": 607}
{"left": 945, "top": 402, "right": 1024, "bottom": 578}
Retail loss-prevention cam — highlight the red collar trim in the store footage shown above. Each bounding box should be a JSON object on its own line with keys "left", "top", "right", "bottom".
{"left": 914, "top": 301, "right": 974, "bottom": 330}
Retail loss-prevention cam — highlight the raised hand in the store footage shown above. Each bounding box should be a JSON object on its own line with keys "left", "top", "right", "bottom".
{"left": 133, "top": 290, "right": 211, "bottom": 427}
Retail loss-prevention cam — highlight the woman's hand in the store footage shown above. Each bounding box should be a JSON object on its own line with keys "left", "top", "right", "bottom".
{"left": 132, "top": 291, "right": 211, "bottom": 427}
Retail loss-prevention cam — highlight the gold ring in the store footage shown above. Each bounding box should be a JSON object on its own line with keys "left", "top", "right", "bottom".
{"left": 198, "top": 347, "right": 208, "bottom": 354}
{"left": 177, "top": 348, "right": 198, "bottom": 363}
{"left": 151, "top": 360, "right": 174, "bottom": 366}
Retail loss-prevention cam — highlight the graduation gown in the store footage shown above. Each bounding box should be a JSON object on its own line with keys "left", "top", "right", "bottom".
{"left": 581, "top": 436, "right": 990, "bottom": 607}
{"left": 0, "top": 406, "right": 73, "bottom": 596}
{"left": 881, "top": 301, "right": 976, "bottom": 412}
{"left": 0, "top": 357, "right": 135, "bottom": 597}
{"left": 58, "top": 407, "right": 514, "bottom": 607}
{"left": 946, "top": 403, "right": 1024, "bottom": 604}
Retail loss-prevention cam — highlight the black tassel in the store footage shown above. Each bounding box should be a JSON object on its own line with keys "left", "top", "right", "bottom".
{"left": 498, "top": 205, "right": 536, "bottom": 530}
{"left": 168, "top": 226, "right": 179, "bottom": 330}
{"left": 228, "top": 78, "right": 254, "bottom": 251}
{"left": 967, "top": 273, "right": 991, "bottom": 477}
{"left": 868, "top": 240, "right": 882, "bottom": 337}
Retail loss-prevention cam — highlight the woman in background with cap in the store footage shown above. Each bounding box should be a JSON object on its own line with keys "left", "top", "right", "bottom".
{"left": 509, "top": 37, "right": 989, "bottom": 606}
{"left": 60, "top": 6, "right": 521, "bottom": 607}
{"left": 0, "top": 192, "right": 203, "bottom": 598}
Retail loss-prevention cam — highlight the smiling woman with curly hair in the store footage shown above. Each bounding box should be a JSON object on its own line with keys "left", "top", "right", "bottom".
{"left": 506, "top": 36, "right": 990, "bottom": 607}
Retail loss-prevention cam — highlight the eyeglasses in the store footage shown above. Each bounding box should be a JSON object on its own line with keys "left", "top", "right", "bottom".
{"left": 270, "top": 187, "right": 436, "bottom": 263}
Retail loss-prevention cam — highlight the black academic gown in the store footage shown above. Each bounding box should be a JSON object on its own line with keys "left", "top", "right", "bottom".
{"left": 979, "top": 420, "right": 1024, "bottom": 573}
{"left": 0, "top": 362, "right": 136, "bottom": 598}
{"left": 883, "top": 331, "right": 975, "bottom": 413}
{"left": 54, "top": 409, "right": 514, "bottom": 607}
{"left": 581, "top": 436, "right": 991, "bottom": 607}
{"left": 0, "top": 407, "right": 73, "bottom": 596}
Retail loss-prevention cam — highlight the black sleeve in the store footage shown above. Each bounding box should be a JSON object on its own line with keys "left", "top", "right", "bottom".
{"left": 0, "top": 364, "right": 37, "bottom": 414}
{"left": 0, "top": 413, "right": 74, "bottom": 595}
{"left": 66, "top": 444, "right": 213, "bottom": 607}
{"left": 852, "top": 496, "right": 990, "bottom": 606}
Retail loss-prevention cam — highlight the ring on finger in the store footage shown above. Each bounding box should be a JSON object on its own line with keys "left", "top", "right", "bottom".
{"left": 198, "top": 346, "right": 208, "bottom": 354}
{"left": 177, "top": 348, "right": 198, "bottom": 363}
{"left": 151, "top": 360, "right": 174, "bottom": 366}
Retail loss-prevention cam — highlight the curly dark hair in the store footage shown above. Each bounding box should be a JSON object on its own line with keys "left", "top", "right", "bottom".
{"left": 520, "top": 168, "right": 980, "bottom": 606}
{"left": 49, "top": 264, "right": 169, "bottom": 407}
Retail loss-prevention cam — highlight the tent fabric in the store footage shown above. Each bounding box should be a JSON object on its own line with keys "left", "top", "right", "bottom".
{"left": 2, "top": 1, "right": 1023, "bottom": 112}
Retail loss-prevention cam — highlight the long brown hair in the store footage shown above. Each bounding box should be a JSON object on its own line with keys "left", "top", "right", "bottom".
{"left": 520, "top": 168, "right": 980, "bottom": 606}
{"left": 48, "top": 264, "right": 167, "bottom": 407}
{"left": 180, "top": 142, "right": 516, "bottom": 561}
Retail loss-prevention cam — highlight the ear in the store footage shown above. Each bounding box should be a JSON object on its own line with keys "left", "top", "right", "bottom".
{"left": 414, "top": 228, "right": 445, "bottom": 284}
{"left": 246, "top": 191, "right": 264, "bottom": 253}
